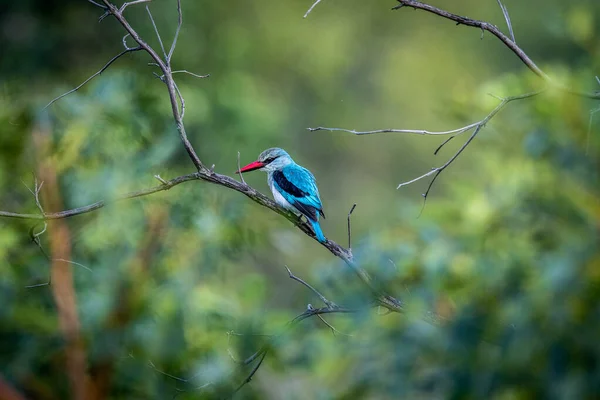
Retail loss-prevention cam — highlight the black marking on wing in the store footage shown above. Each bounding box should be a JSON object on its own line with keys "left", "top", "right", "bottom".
{"left": 273, "top": 170, "right": 308, "bottom": 198}
{"left": 292, "top": 201, "right": 319, "bottom": 221}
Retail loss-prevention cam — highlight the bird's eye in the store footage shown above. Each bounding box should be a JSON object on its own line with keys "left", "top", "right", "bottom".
{"left": 265, "top": 157, "right": 277, "bottom": 163}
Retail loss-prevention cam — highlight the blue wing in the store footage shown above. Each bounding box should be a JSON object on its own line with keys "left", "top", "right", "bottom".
{"left": 272, "top": 165, "right": 324, "bottom": 221}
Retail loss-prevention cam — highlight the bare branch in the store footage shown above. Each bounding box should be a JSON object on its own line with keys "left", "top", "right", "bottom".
{"left": 25, "top": 276, "right": 50, "bottom": 289}
{"left": 393, "top": 0, "right": 544, "bottom": 78}
{"left": 87, "top": 0, "right": 107, "bottom": 9}
{"left": 308, "top": 124, "right": 479, "bottom": 136}
{"left": 147, "top": 360, "right": 190, "bottom": 383}
{"left": 28, "top": 221, "right": 48, "bottom": 245}
{"left": 397, "top": 90, "right": 543, "bottom": 193}
{"left": 309, "top": 304, "right": 353, "bottom": 336}
{"left": 145, "top": 5, "right": 167, "bottom": 60}
{"left": 433, "top": 135, "right": 456, "bottom": 156}
{"left": 167, "top": 0, "right": 182, "bottom": 63}
{"left": 304, "top": 0, "right": 323, "bottom": 18}
{"left": 173, "top": 80, "right": 185, "bottom": 119}
{"left": 312, "top": 89, "right": 543, "bottom": 214}
{"left": 172, "top": 70, "right": 210, "bottom": 79}
{"left": 154, "top": 174, "right": 168, "bottom": 185}
{"left": 495, "top": 0, "right": 515, "bottom": 43}
{"left": 122, "top": 34, "right": 135, "bottom": 50}
{"left": 119, "top": 0, "right": 151, "bottom": 13}
{"left": 347, "top": 203, "right": 356, "bottom": 250}
{"left": 237, "top": 151, "right": 246, "bottom": 185}
{"left": 285, "top": 265, "right": 338, "bottom": 309}
{"left": 55, "top": 259, "right": 93, "bottom": 274}
{"left": 0, "top": 172, "right": 199, "bottom": 220}
{"left": 393, "top": 0, "right": 600, "bottom": 99}
{"left": 100, "top": 0, "right": 205, "bottom": 170}
{"left": 228, "top": 303, "right": 357, "bottom": 395}
{"left": 43, "top": 47, "right": 141, "bottom": 109}
{"left": 231, "top": 351, "right": 268, "bottom": 395}
{"left": 147, "top": 360, "right": 213, "bottom": 393}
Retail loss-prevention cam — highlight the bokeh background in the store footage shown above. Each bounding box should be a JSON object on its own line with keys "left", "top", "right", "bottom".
{"left": 0, "top": 0, "right": 599, "bottom": 398}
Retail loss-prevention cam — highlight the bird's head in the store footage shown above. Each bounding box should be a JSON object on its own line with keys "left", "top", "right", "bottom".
{"left": 237, "top": 147, "right": 293, "bottom": 173}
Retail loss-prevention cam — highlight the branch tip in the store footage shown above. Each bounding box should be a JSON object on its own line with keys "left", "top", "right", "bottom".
{"left": 347, "top": 203, "right": 356, "bottom": 250}
{"left": 304, "top": 0, "right": 323, "bottom": 18}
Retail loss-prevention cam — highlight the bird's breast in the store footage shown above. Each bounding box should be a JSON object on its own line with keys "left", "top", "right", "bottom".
{"left": 269, "top": 179, "right": 295, "bottom": 210}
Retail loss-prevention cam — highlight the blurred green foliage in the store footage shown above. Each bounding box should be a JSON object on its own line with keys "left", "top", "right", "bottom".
{"left": 0, "top": 0, "right": 599, "bottom": 399}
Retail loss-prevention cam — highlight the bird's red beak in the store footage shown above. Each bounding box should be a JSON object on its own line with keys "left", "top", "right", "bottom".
{"left": 236, "top": 160, "right": 265, "bottom": 173}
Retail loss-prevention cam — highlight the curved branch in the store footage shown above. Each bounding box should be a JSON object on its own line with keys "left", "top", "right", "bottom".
{"left": 43, "top": 47, "right": 141, "bottom": 110}
{"left": 393, "top": 0, "right": 600, "bottom": 99}
{"left": 394, "top": 0, "right": 544, "bottom": 78}
{"left": 100, "top": 0, "right": 206, "bottom": 171}
{"left": 304, "top": 0, "right": 324, "bottom": 18}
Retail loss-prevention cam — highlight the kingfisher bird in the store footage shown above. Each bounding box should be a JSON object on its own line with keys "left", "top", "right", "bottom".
{"left": 237, "top": 147, "right": 326, "bottom": 243}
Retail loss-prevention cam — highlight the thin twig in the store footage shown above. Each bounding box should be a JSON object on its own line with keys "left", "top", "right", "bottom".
{"left": 433, "top": 135, "right": 456, "bottom": 155}
{"left": 148, "top": 361, "right": 190, "bottom": 383}
{"left": 309, "top": 304, "right": 353, "bottom": 336}
{"left": 172, "top": 70, "right": 210, "bottom": 78}
{"left": 237, "top": 151, "right": 246, "bottom": 185}
{"left": 308, "top": 123, "right": 479, "bottom": 136}
{"left": 347, "top": 203, "right": 356, "bottom": 250}
{"left": 43, "top": 47, "right": 141, "bottom": 109}
{"left": 29, "top": 221, "right": 48, "bottom": 246}
{"left": 120, "top": 0, "right": 151, "bottom": 13}
{"left": 122, "top": 34, "right": 135, "bottom": 50}
{"left": 231, "top": 351, "right": 268, "bottom": 395}
{"left": 304, "top": 0, "right": 323, "bottom": 18}
{"left": 25, "top": 278, "right": 50, "bottom": 289}
{"left": 147, "top": 360, "right": 213, "bottom": 394}
{"left": 55, "top": 259, "right": 93, "bottom": 273}
{"left": 285, "top": 265, "right": 337, "bottom": 309}
{"left": 167, "top": 0, "right": 182, "bottom": 63}
{"left": 173, "top": 80, "right": 185, "bottom": 119}
{"left": 87, "top": 0, "right": 107, "bottom": 9}
{"left": 145, "top": 5, "right": 167, "bottom": 60}
{"left": 495, "top": 0, "right": 515, "bottom": 43}
{"left": 228, "top": 304, "right": 357, "bottom": 394}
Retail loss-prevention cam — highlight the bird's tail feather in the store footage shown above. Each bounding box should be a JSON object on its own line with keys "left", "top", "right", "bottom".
{"left": 310, "top": 220, "right": 326, "bottom": 243}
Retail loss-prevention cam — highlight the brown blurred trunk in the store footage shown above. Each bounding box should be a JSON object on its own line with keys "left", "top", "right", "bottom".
{"left": 33, "top": 126, "right": 93, "bottom": 400}
{"left": 0, "top": 375, "right": 28, "bottom": 400}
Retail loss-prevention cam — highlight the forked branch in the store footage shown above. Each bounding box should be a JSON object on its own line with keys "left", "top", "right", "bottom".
{"left": 395, "top": 91, "right": 544, "bottom": 196}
